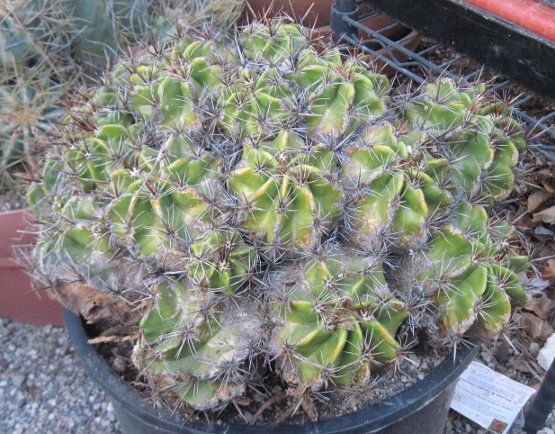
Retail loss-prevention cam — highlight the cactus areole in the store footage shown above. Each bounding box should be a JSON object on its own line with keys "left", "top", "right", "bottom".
{"left": 29, "top": 20, "right": 530, "bottom": 422}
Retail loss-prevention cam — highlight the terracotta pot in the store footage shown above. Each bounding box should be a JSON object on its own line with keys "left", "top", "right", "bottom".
{"left": 360, "top": 28, "right": 422, "bottom": 76}
{"left": 0, "top": 208, "right": 63, "bottom": 326}
{"left": 246, "top": 0, "right": 335, "bottom": 27}
{"left": 466, "top": 0, "right": 555, "bottom": 42}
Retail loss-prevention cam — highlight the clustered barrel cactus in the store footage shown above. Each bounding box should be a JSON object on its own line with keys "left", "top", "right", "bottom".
{"left": 152, "top": 0, "right": 245, "bottom": 42}
{"left": 29, "top": 20, "right": 530, "bottom": 414}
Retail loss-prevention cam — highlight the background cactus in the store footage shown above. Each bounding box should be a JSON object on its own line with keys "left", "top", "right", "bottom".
{"left": 1, "top": 0, "right": 246, "bottom": 76}
{"left": 152, "top": 0, "right": 245, "bottom": 42}
{"left": 1, "top": 0, "right": 154, "bottom": 74}
{"left": 28, "top": 20, "right": 530, "bottom": 416}
{"left": 0, "top": 72, "right": 65, "bottom": 190}
{"left": 0, "top": 0, "right": 74, "bottom": 73}
{"left": 65, "top": 0, "right": 152, "bottom": 70}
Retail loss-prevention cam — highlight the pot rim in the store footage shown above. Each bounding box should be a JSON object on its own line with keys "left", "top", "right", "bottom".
{"left": 64, "top": 309, "right": 477, "bottom": 433}
{"left": 0, "top": 207, "right": 32, "bottom": 217}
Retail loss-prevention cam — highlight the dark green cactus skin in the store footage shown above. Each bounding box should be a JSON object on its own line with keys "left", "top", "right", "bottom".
{"left": 28, "top": 20, "right": 530, "bottom": 412}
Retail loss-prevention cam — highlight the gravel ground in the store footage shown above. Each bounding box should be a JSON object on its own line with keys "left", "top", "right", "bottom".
{"left": 2, "top": 318, "right": 554, "bottom": 433}
{"left": 0, "top": 318, "right": 120, "bottom": 434}
{"left": 446, "top": 408, "right": 555, "bottom": 434}
{"left": 0, "top": 190, "right": 24, "bottom": 212}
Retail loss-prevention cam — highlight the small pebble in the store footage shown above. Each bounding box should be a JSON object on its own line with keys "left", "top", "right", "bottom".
{"left": 11, "top": 374, "right": 26, "bottom": 389}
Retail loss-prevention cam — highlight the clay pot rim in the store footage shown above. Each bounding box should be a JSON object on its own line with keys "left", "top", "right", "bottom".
{"left": 0, "top": 207, "right": 32, "bottom": 217}
{"left": 309, "top": 12, "right": 414, "bottom": 39}
{"left": 246, "top": 0, "right": 336, "bottom": 28}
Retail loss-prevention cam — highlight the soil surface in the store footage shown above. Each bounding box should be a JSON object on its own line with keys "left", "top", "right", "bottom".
{"left": 94, "top": 326, "right": 450, "bottom": 426}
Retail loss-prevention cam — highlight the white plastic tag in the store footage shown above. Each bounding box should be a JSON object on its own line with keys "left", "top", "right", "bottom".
{"left": 450, "top": 361, "right": 536, "bottom": 433}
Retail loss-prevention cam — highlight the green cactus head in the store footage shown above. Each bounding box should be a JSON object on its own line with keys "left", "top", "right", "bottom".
{"left": 394, "top": 202, "right": 529, "bottom": 341}
{"left": 340, "top": 123, "right": 452, "bottom": 253}
{"left": 404, "top": 79, "right": 525, "bottom": 203}
{"left": 230, "top": 130, "right": 344, "bottom": 258}
{"left": 269, "top": 245, "right": 407, "bottom": 389}
{"left": 135, "top": 279, "right": 263, "bottom": 410}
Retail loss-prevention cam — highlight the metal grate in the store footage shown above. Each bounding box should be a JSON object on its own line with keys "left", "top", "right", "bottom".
{"left": 331, "top": 0, "right": 555, "bottom": 161}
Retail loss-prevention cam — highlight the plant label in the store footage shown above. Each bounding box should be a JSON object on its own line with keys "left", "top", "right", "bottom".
{"left": 450, "top": 361, "right": 536, "bottom": 433}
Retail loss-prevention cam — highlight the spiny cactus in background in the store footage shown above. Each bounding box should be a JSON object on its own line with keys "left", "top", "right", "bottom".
{"left": 0, "top": 72, "right": 65, "bottom": 190}
{"left": 1, "top": 0, "right": 154, "bottom": 76}
{"left": 2, "top": 0, "right": 246, "bottom": 77}
{"left": 0, "top": 0, "right": 74, "bottom": 73}
{"left": 66, "top": 0, "right": 152, "bottom": 69}
{"left": 28, "top": 20, "right": 531, "bottom": 414}
{"left": 152, "top": 0, "right": 245, "bottom": 42}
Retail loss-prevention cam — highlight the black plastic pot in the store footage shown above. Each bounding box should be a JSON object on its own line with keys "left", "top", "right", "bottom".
{"left": 64, "top": 309, "right": 477, "bottom": 434}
